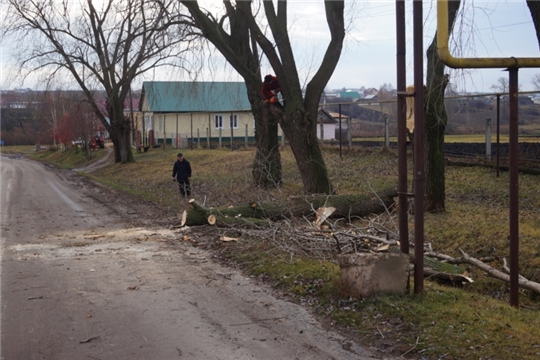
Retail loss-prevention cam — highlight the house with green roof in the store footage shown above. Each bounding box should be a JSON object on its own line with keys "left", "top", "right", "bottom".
{"left": 337, "top": 91, "right": 361, "bottom": 101}
{"left": 138, "top": 81, "right": 260, "bottom": 148}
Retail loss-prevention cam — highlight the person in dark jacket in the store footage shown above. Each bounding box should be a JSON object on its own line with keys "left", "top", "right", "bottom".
{"left": 172, "top": 153, "right": 192, "bottom": 197}
{"left": 261, "top": 74, "right": 282, "bottom": 105}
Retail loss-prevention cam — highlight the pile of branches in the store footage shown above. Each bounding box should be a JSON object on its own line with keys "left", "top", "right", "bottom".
{"left": 226, "top": 211, "right": 400, "bottom": 260}
{"left": 179, "top": 192, "right": 540, "bottom": 295}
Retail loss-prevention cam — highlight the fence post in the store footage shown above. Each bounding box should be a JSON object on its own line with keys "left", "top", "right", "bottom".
{"left": 208, "top": 114, "right": 212, "bottom": 147}
{"left": 245, "top": 124, "right": 248, "bottom": 148}
{"left": 485, "top": 117, "right": 492, "bottom": 160}
{"left": 384, "top": 114, "right": 390, "bottom": 149}
{"left": 163, "top": 116, "right": 166, "bottom": 150}
{"left": 231, "top": 124, "right": 234, "bottom": 151}
{"left": 348, "top": 117, "right": 352, "bottom": 149}
{"left": 219, "top": 128, "right": 222, "bottom": 148}
{"left": 206, "top": 127, "right": 210, "bottom": 149}
{"left": 339, "top": 104, "right": 342, "bottom": 158}
{"left": 197, "top": 129, "right": 201, "bottom": 149}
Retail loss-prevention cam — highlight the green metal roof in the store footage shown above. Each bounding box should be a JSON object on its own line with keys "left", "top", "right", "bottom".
{"left": 338, "top": 91, "right": 361, "bottom": 98}
{"left": 141, "top": 81, "right": 252, "bottom": 113}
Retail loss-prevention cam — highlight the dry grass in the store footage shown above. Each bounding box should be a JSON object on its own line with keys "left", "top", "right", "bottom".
{"left": 32, "top": 144, "right": 540, "bottom": 359}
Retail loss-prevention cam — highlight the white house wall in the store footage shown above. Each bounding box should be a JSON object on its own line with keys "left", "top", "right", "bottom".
{"left": 317, "top": 124, "right": 336, "bottom": 140}
{"left": 150, "top": 111, "right": 257, "bottom": 141}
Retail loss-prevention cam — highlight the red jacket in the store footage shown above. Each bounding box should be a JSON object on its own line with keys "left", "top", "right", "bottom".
{"left": 261, "top": 76, "right": 281, "bottom": 100}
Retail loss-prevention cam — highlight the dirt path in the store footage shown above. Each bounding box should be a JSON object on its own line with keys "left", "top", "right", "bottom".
{"left": 0, "top": 155, "right": 385, "bottom": 359}
{"left": 73, "top": 147, "right": 114, "bottom": 173}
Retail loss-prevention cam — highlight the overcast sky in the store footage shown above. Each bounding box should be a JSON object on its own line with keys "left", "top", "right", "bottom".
{"left": 1, "top": 0, "right": 539, "bottom": 93}
{"left": 288, "top": 0, "right": 540, "bottom": 92}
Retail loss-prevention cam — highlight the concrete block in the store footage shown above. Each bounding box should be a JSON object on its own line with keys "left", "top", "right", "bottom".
{"left": 337, "top": 252, "right": 410, "bottom": 299}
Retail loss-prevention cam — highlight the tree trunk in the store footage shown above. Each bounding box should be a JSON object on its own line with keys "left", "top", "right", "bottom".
{"left": 527, "top": 0, "right": 540, "bottom": 49}
{"left": 181, "top": 188, "right": 397, "bottom": 227}
{"left": 247, "top": 87, "right": 282, "bottom": 187}
{"left": 107, "top": 100, "right": 135, "bottom": 164}
{"left": 181, "top": 0, "right": 343, "bottom": 194}
{"left": 424, "top": 0, "right": 461, "bottom": 213}
{"left": 275, "top": 104, "right": 332, "bottom": 194}
{"left": 111, "top": 129, "right": 134, "bottom": 164}
{"left": 180, "top": 1, "right": 282, "bottom": 188}
{"left": 252, "top": 107, "right": 282, "bottom": 187}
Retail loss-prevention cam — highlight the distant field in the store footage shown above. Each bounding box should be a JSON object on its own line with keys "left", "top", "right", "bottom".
{"left": 353, "top": 135, "right": 540, "bottom": 143}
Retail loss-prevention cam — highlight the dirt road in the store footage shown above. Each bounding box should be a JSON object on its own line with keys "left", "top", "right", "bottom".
{"left": 0, "top": 155, "right": 380, "bottom": 360}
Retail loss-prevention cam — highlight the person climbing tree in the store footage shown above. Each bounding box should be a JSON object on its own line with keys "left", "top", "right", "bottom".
{"left": 261, "top": 74, "right": 282, "bottom": 105}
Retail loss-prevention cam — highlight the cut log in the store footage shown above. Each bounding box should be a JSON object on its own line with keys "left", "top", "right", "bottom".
{"left": 423, "top": 268, "right": 474, "bottom": 285}
{"left": 219, "top": 236, "right": 238, "bottom": 242}
{"left": 180, "top": 210, "right": 188, "bottom": 227}
{"left": 313, "top": 206, "right": 336, "bottom": 228}
{"left": 180, "top": 188, "right": 397, "bottom": 227}
{"left": 180, "top": 208, "right": 208, "bottom": 227}
{"left": 207, "top": 214, "right": 268, "bottom": 228}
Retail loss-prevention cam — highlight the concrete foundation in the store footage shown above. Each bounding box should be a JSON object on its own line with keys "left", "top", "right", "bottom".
{"left": 337, "top": 252, "right": 410, "bottom": 299}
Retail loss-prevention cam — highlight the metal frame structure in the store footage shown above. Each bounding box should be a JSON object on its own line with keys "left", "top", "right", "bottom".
{"left": 396, "top": 0, "right": 540, "bottom": 306}
{"left": 436, "top": 0, "right": 540, "bottom": 308}
{"left": 396, "top": 0, "right": 425, "bottom": 295}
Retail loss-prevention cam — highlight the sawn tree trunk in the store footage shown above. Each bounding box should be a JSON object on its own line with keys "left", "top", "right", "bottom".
{"left": 181, "top": 188, "right": 397, "bottom": 227}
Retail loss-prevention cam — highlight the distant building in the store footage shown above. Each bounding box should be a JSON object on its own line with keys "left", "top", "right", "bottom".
{"left": 138, "top": 81, "right": 283, "bottom": 148}
{"left": 362, "top": 94, "right": 379, "bottom": 101}
{"left": 337, "top": 91, "right": 362, "bottom": 101}
{"left": 518, "top": 96, "right": 534, "bottom": 105}
{"left": 316, "top": 108, "right": 338, "bottom": 140}
{"left": 317, "top": 108, "right": 351, "bottom": 140}
{"left": 364, "top": 88, "right": 379, "bottom": 96}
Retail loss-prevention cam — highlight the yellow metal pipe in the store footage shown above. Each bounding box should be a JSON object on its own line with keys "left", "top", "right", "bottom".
{"left": 437, "top": 0, "right": 540, "bottom": 69}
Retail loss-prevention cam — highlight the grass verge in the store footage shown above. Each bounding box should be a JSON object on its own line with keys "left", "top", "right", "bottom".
{"left": 22, "top": 144, "right": 540, "bottom": 359}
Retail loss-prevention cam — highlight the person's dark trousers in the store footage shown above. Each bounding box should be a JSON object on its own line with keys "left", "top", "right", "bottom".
{"left": 178, "top": 180, "right": 191, "bottom": 197}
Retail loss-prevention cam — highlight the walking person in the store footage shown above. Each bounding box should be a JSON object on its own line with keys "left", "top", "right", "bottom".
{"left": 172, "top": 153, "right": 192, "bottom": 197}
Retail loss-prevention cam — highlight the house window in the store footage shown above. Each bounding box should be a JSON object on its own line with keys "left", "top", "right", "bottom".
{"left": 229, "top": 114, "right": 238, "bottom": 129}
{"left": 214, "top": 114, "right": 224, "bottom": 129}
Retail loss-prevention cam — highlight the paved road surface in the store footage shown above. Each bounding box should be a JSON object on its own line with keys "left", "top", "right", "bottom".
{"left": 0, "top": 155, "right": 381, "bottom": 360}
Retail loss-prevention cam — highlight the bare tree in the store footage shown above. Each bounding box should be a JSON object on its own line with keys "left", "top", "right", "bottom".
{"left": 491, "top": 77, "right": 509, "bottom": 93}
{"left": 424, "top": 0, "right": 461, "bottom": 213}
{"left": 3, "top": 0, "right": 192, "bottom": 163}
{"left": 179, "top": 0, "right": 282, "bottom": 188}
{"left": 527, "top": 0, "right": 540, "bottom": 48}
{"left": 531, "top": 73, "right": 540, "bottom": 90}
{"left": 377, "top": 83, "right": 394, "bottom": 100}
{"left": 40, "top": 89, "right": 70, "bottom": 149}
{"left": 180, "top": 0, "right": 345, "bottom": 194}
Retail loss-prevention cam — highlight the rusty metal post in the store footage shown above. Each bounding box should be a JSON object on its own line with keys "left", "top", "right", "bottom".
{"left": 508, "top": 68, "right": 519, "bottom": 308}
{"left": 413, "top": 0, "right": 424, "bottom": 294}
{"left": 384, "top": 115, "right": 389, "bottom": 149}
{"left": 485, "top": 118, "right": 492, "bottom": 161}
{"left": 496, "top": 94, "right": 500, "bottom": 177}
{"left": 396, "top": 0, "right": 409, "bottom": 256}
{"left": 339, "top": 104, "right": 342, "bottom": 159}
